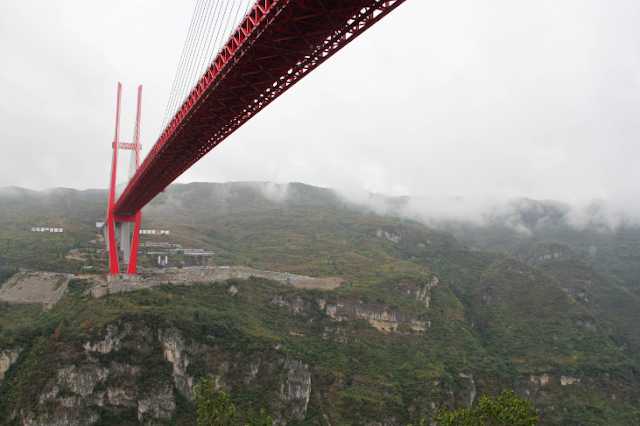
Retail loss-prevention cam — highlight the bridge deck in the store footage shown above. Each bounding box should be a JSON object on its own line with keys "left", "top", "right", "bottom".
{"left": 114, "top": 0, "right": 405, "bottom": 215}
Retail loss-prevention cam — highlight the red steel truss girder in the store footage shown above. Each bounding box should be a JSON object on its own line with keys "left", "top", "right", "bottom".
{"left": 114, "top": 143, "right": 142, "bottom": 150}
{"left": 114, "top": 0, "right": 405, "bottom": 215}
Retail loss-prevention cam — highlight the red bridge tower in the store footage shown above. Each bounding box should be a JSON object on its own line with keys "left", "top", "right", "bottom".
{"left": 105, "top": 83, "right": 143, "bottom": 278}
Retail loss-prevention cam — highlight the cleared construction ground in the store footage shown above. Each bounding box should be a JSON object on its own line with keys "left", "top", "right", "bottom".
{"left": 0, "top": 267, "right": 343, "bottom": 303}
{"left": 90, "top": 266, "right": 343, "bottom": 298}
{"left": 0, "top": 274, "right": 71, "bottom": 308}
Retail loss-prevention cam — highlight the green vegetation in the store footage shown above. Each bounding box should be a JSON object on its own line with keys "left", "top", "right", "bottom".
{"left": 195, "top": 383, "right": 236, "bottom": 426}
{"left": 0, "top": 268, "right": 17, "bottom": 285}
{"left": 195, "top": 381, "right": 274, "bottom": 426}
{"left": 435, "top": 390, "right": 538, "bottom": 426}
{"left": 245, "top": 407, "right": 274, "bottom": 426}
{"left": 0, "top": 302, "right": 44, "bottom": 349}
{"left": 0, "top": 183, "right": 640, "bottom": 425}
{"left": 0, "top": 273, "right": 637, "bottom": 425}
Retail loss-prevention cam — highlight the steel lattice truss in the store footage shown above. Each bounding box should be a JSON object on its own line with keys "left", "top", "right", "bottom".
{"left": 114, "top": 0, "right": 406, "bottom": 215}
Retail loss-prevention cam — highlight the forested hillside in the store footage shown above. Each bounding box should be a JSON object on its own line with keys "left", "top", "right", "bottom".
{"left": 0, "top": 182, "right": 639, "bottom": 425}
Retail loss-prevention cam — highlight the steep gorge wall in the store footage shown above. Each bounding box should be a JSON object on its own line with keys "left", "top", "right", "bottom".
{"left": 2, "top": 269, "right": 640, "bottom": 426}
{"left": 11, "top": 321, "right": 312, "bottom": 426}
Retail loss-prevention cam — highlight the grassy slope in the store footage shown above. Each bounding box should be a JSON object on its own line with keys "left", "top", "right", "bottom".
{"left": 448, "top": 219, "right": 640, "bottom": 298}
{"left": 0, "top": 188, "right": 104, "bottom": 271}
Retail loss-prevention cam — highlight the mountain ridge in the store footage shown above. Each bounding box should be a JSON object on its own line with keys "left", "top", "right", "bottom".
{"left": 0, "top": 182, "right": 639, "bottom": 424}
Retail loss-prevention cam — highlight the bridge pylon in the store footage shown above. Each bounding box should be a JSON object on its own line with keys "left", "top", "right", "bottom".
{"left": 106, "top": 83, "right": 143, "bottom": 278}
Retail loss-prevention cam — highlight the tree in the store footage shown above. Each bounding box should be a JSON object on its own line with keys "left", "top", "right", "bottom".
{"left": 434, "top": 390, "right": 538, "bottom": 426}
{"left": 246, "top": 405, "right": 274, "bottom": 426}
{"left": 194, "top": 376, "right": 275, "bottom": 426}
{"left": 194, "top": 376, "right": 236, "bottom": 426}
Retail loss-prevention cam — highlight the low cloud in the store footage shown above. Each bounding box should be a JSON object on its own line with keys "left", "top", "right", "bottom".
{"left": 335, "top": 187, "right": 639, "bottom": 235}
{"left": 252, "top": 181, "right": 290, "bottom": 203}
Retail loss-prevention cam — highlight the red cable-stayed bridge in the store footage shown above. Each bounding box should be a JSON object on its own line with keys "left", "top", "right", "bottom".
{"left": 106, "top": 0, "right": 406, "bottom": 277}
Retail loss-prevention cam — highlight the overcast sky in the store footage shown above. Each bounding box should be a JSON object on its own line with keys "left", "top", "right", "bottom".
{"left": 1, "top": 1, "right": 640, "bottom": 209}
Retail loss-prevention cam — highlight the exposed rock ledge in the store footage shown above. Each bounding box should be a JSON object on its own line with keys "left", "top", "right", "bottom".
{"left": 0, "top": 348, "right": 22, "bottom": 383}
{"left": 325, "top": 301, "right": 430, "bottom": 333}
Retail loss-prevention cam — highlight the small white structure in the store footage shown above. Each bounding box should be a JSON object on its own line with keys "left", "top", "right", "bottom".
{"left": 32, "top": 227, "right": 63, "bottom": 233}
{"left": 140, "top": 229, "right": 170, "bottom": 235}
{"left": 184, "top": 250, "right": 215, "bottom": 256}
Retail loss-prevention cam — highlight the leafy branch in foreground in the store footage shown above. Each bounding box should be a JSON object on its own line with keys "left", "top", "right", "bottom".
{"left": 246, "top": 404, "right": 273, "bottom": 426}
{"left": 194, "top": 376, "right": 236, "bottom": 426}
{"left": 194, "top": 375, "right": 273, "bottom": 426}
{"left": 434, "top": 390, "right": 538, "bottom": 426}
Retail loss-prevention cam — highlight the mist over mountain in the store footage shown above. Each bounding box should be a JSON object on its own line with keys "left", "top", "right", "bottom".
{"left": 334, "top": 186, "right": 636, "bottom": 234}
{"left": 1, "top": 181, "right": 640, "bottom": 425}
{"left": 2, "top": 181, "right": 635, "bottom": 236}
{"left": 137, "top": 180, "right": 639, "bottom": 233}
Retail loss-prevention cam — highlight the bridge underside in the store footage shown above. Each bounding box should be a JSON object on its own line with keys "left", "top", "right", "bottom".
{"left": 114, "top": 0, "right": 405, "bottom": 215}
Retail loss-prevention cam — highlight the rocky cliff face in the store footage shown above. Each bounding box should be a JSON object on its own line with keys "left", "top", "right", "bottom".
{"left": 280, "top": 357, "right": 311, "bottom": 420}
{"left": 157, "top": 326, "right": 198, "bottom": 401}
{"left": 375, "top": 229, "right": 402, "bottom": 243}
{"left": 0, "top": 348, "right": 21, "bottom": 383}
{"left": 31, "top": 320, "right": 176, "bottom": 426}
{"left": 323, "top": 299, "right": 430, "bottom": 333}
{"left": 11, "top": 319, "right": 314, "bottom": 426}
{"left": 3, "top": 271, "right": 637, "bottom": 426}
{"left": 269, "top": 280, "right": 434, "bottom": 336}
{"left": 403, "top": 275, "right": 439, "bottom": 308}
{"left": 6, "top": 276, "right": 437, "bottom": 425}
